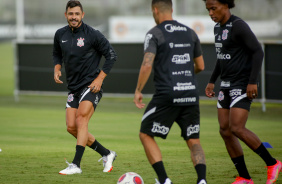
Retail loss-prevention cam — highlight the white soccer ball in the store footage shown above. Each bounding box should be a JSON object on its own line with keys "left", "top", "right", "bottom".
{"left": 117, "top": 172, "right": 144, "bottom": 184}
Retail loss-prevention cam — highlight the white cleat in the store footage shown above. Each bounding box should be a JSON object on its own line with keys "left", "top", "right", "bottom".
{"left": 59, "top": 160, "right": 82, "bottom": 175}
{"left": 198, "top": 179, "right": 207, "bottom": 184}
{"left": 155, "top": 178, "right": 173, "bottom": 184}
{"left": 98, "top": 150, "right": 117, "bottom": 172}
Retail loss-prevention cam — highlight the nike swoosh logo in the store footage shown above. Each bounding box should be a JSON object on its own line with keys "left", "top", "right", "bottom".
{"left": 62, "top": 40, "right": 68, "bottom": 43}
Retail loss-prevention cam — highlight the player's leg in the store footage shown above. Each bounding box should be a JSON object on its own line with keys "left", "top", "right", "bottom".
{"left": 65, "top": 100, "right": 93, "bottom": 171}
{"left": 186, "top": 139, "right": 206, "bottom": 184}
{"left": 178, "top": 105, "right": 206, "bottom": 184}
{"left": 229, "top": 107, "right": 280, "bottom": 183}
{"left": 229, "top": 108, "right": 261, "bottom": 150}
{"left": 218, "top": 108, "right": 243, "bottom": 157}
{"left": 139, "top": 132, "right": 162, "bottom": 164}
{"left": 217, "top": 89, "right": 253, "bottom": 183}
{"left": 139, "top": 132, "right": 171, "bottom": 184}
{"left": 66, "top": 106, "right": 110, "bottom": 150}
{"left": 78, "top": 88, "right": 116, "bottom": 172}
{"left": 140, "top": 103, "right": 174, "bottom": 184}
{"left": 218, "top": 108, "right": 253, "bottom": 183}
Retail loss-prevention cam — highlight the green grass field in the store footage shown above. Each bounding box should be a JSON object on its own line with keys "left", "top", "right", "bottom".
{"left": 0, "top": 42, "right": 281, "bottom": 184}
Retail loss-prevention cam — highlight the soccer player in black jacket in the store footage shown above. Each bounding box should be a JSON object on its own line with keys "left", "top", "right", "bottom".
{"left": 134, "top": 0, "right": 207, "bottom": 184}
{"left": 53, "top": 1, "right": 117, "bottom": 175}
{"left": 203, "top": 0, "right": 281, "bottom": 183}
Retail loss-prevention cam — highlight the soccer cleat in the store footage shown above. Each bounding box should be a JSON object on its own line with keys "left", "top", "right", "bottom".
{"left": 198, "top": 179, "right": 207, "bottom": 184}
{"left": 232, "top": 176, "right": 254, "bottom": 184}
{"left": 59, "top": 160, "right": 82, "bottom": 175}
{"left": 155, "top": 178, "right": 173, "bottom": 184}
{"left": 98, "top": 150, "right": 117, "bottom": 172}
{"left": 266, "top": 160, "right": 282, "bottom": 184}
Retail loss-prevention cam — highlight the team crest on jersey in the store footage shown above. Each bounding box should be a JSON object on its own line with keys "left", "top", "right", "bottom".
{"left": 67, "top": 94, "right": 74, "bottom": 102}
{"left": 222, "top": 29, "right": 229, "bottom": 40}
{"left": 218, "top": 91, "right": 224, "bottom": 101}
{"left": 77, "top": 37, "right": 85, "bottom": 47}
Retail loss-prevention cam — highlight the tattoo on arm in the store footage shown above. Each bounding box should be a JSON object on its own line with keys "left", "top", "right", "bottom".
{"left": 142, "top": 52, "right": 155, "bottom": 66}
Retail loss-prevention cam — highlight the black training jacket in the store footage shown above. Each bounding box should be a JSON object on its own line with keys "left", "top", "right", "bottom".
{"left": 53, "top": 22, "right": 117, "bottom": 93}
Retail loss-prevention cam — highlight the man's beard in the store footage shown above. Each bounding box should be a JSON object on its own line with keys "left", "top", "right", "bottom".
{"left": 68, "top": 19, "right": 82, "bottom": 29}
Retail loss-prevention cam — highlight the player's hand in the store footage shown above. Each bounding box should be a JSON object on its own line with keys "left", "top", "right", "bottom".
{"left": 205, "top": 83, "right": 215, "bottom": 98}
{"left": 88, "top": 78, "right": 102, "bottom": 93}
{"left": 134, "top": 91, "right": 145, "bottom": 109}
{"left": 54, "top": 70, "right": 63, "bottom": 84}
{"left": 247, "top": 84, "right": 258, "bottom": 100}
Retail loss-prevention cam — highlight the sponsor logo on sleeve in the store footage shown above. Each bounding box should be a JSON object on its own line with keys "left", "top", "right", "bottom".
{"left": 144, "top": 33, "right": 153, "bottom": 50}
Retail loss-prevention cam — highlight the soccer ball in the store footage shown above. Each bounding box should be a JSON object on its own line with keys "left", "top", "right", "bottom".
{"left": 117, "top": 172, "right": 144, "bottom": 184}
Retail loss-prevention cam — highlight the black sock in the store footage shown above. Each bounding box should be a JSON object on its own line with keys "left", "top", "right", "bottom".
{"left": 152, "top": 161, "right": 168, "bottom": 184}
{"left": 89, "top": 140, "right": 110, "bottom": 157}
{"left": 72, "top": 145, "right": 85, "bottom": 168}
{"left": 231, "top": 155, "right": 251, "bottom": 179}
{"left": 195, "top": 164, "right": 206, "bottom": 183}
{"left": 254, "top": 143, "right": 276, "bottom": 166}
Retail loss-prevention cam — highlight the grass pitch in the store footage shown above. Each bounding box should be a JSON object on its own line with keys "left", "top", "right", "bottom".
{"left": 0, "top": 42, "right": 281, "bottom": 184}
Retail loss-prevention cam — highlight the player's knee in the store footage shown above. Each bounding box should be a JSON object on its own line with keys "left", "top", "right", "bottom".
{"left": 139, "top": 132, "right": 152, "bottom": 142}
{"left": 75, "top": 113, "right": 89, "bottom": 126}
{"left": 66, "top": 126, "right": 76, "bottom": 135}
{"left": 219, "top": 127, "right": 232, "bottom": 138}
{"left": 230, "top": 126, "right": 243, "bottom": 137}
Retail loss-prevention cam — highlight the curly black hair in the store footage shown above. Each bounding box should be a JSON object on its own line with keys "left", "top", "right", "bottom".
{"left": 203, "top": 0, "right": 235, "bottom": 9}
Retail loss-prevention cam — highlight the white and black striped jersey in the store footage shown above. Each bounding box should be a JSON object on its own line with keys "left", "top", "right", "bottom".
{"left": 144, "top": 20, "right": 202, "bottom": 106}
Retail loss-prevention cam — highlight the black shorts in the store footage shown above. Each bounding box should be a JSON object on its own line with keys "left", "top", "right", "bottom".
{"left": 217, "top": 88, "right": 252, "bottom": 111}
{"left": 66, "top": 86, "right": 103, "bottom": 110}
{"left": 140, "top": 101, "right": 200, "bottom": 140}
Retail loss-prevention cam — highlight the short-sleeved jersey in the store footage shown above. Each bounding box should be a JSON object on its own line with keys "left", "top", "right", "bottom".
{"left": 53, "top": 22, "right": 117, "bottom": 93}
{"left": 144, "top": 20, "right": 202, "bottom": 106}
{"left": 213, "top": 15, "right": 262, "bottom": 88}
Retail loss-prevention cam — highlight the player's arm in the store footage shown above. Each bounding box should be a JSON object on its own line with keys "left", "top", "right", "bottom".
{"left": 54, "top": 64, "right": 63, "bottom": 84}
{"left": 233, "top": 20, "right": 264, "bottom": 99}
{"left": 88, "top": 70, "right": 107, "bottom": 93}
{"left": 192, "top": 31, "right": 205, "bottom": 74}
{"left": 90, "top": 30, "right": 117, "bottom": 93}
{"left": 205, "top": 60, "right": 220, "bottom": 98}
{"left": 93, "top": 30, "right": 117, "bottom": 75}
{"left": 194, "top": 55, "right": 205, "bottom": 74}
{"left": 53, "top": 30, "right": 63, "bottom": 84}
{"left": 134, "top": 52, "right": 155, "bottom": 109}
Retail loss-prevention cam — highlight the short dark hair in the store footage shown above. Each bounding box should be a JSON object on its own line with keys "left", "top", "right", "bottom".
{"left": 203, "top": 0, "right": 235, "bottom": 9}
{"left": 66, "top": 0, "right": 83, "bottom": 12}
{"left": 152, "top": 0, "right": 172, "bottom": 8}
